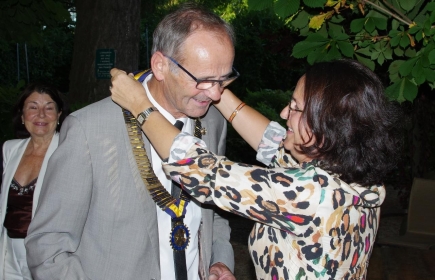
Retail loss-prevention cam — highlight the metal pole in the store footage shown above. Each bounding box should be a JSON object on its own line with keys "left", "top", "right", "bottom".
{"left": 17, "top": 43, "right": 20, "bottom": 82}
{"left": 146, "top": 27, "right": 149, "bottom": 67}
{"left": 25, "top": 43, "right": 29, "bottom": 82}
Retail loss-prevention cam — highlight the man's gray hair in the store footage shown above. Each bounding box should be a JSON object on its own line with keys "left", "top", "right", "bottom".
{"left": 152, "top": 2, "right": 235, "bottom": 62}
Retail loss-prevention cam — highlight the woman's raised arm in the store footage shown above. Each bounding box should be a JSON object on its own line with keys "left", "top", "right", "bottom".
{"left": 110, "top": 68, "right": 178, "bottom": 159}
{"left": 216, "top": 89, "right": 270, "bottom": 151}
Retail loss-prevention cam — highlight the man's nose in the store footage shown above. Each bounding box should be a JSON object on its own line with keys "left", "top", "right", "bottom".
{"left": 205, "top": 83, "right": 224, "bottom": 101}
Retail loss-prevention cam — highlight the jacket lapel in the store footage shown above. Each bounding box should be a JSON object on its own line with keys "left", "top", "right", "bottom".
{"left": 1, "top": 138, "right": 29, "bottom": 223}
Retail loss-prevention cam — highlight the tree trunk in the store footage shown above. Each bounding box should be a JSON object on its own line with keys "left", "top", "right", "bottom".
{"left": 69, "top": 0, "right": 141, "bottom": 105}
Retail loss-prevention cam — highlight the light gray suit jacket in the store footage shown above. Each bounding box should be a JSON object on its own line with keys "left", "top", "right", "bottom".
{"left": 0, "top": 134, "right": 59, "bottom": 279}
{"left": 25, "top": 97, "right": 234, "bottom": 280}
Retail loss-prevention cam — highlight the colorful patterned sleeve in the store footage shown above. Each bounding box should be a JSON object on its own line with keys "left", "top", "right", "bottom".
{"left": 167, "top": 132, "right": 207, "bottom": 162}
{"left": 256, "top": 121, "right": 286, "bottom": 166}
{"left": 163, "top": 141, "right": 329, "bottom": 234}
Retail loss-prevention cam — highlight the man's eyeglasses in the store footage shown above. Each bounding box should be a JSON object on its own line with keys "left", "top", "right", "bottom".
{"left": 164, "top": 55, "right": 239, "bottom": 90}
{"left": 287, "top": 101, "right": 303, "bottom": 119}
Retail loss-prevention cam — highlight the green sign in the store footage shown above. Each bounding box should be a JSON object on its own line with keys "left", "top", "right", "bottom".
{"left": 95, "top": 49, "right": 115, "bottom": 79}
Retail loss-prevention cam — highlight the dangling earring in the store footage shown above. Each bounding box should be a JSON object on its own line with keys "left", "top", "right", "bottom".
{"left": 22, "top": 121, "right": 24, "bottom": 124}
{"left": 57, "top": 121, "right": 60, "bottom": 125}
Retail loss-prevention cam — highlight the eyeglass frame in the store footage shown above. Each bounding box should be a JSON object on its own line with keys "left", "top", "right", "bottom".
{"left": 287, "top": 101, "right": 304, "bottom": 120}
{"left": 163, "top": 55, "right": 240, "bottom": 90}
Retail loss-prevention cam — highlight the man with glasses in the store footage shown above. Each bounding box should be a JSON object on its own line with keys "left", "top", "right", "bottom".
{"left": 25, "top": 3, "right": 236, "bottom": 280}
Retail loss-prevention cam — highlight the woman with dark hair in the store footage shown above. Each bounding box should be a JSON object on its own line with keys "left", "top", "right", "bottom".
{"left": 0, "top": 82, "right": 65, "bottom": 279}
{"left": 110, "top": 59, "right": 403, "bottom": 279}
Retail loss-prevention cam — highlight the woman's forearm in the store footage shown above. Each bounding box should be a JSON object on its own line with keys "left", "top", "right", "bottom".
{"left": 216, "top": 89, "right": 270, "bottom": 151}
{"left": 110, "top": 68, "right": 177, "bottom": 159}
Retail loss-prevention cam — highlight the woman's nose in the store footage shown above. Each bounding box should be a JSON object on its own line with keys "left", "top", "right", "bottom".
{"left": 38, "top": 108, "right": 46, "bottom": 117}
{"left": 280, "top": 105, "right": 289, "bottom": 120}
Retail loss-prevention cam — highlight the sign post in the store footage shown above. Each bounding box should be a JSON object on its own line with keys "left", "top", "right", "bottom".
{"left": 95, "top": 49, "right": 115, "bottom": 79}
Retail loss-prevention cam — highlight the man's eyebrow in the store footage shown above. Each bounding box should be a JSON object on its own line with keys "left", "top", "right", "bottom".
{"left": 199, "top": 69, "right": 234, "bottom": 80}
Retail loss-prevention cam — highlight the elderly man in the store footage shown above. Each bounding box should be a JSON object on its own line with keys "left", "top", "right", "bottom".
{"left": 25, "top": 3, "right": 237, "bottom": 280}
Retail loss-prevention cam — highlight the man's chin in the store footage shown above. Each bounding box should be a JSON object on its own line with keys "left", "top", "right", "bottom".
{"left": 186, "top": 107, "right": 210, "bottom": 118}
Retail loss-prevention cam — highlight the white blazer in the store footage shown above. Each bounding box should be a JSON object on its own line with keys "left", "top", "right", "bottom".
{"left": 0, "top": 133, "right": 59, "bottom": 279}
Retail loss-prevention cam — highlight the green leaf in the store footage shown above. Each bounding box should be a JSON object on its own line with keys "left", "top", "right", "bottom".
{"left": 399, "top": 58, "right": 417, "bottom": 76}
{"left": 355, "top": 47, "right": 372, "bottom": 57}
{"left": 330, "top": 14, "right": 345, "bottom": 24}
{"left": 337, "top": 41, "right": 354, "bottom": 57}
{"left": 429, "top": 49, "right": 435, "bottom": 64}
{"left": 394, "top": 47, "right": 404, "bottom": 57}
{"left": 354, "top": 53, "right": 375, "bottom": 71}
{"left": 383, "top": 45, "right": 393, "bottom": 60}
{"left": 378, "top": 53, "right": 385, "bottom": 65}
{"left": 385, "top": 82, "right": 402, "bottom": 101}
{"left": 399, "top": 34, "right": 410, "bottom": 48}
{"left": 305, "top": 33, "right": 328, "bottom": 42}
{"left": 247, "top": 0, "right": 273, "bottom": 10}
{"left": 425, "top": 67, "right": 435, "bottom": 82}
{"left": 303, "top": 0, "right": 325, "bottom": 8}
{"left": 325, "top": 44, "right": 342, "bottom": 61}
{"left": 328, "top": 22, "right": 344, "bottom": 38}
{"left": 404, "top": 48, "right": 416, "bottom": 58}
{"left": 292, "top": 40, "right": 328, "bottom": 58}
{"left": 389, "top": 60, "right": 404, "bottom": 83}
{"left": 389, "top": 29, "right": 400, "bottom": 37}
{"left": 398, "top": 0, "right": 416, "bottom": 11}
{"left": 365, "top": 18, "right": 376, "bottom": 33}
{"left": 371, "top": 50, "right": 380, "bottom": 60}
{"left": 402, "top": 79, "right": 418, "bottom": 101}
{"left": 350, "top": 18, "right": 365, "bottom": 33}
{"left": 291, "top": 10, "right": 309, "bottom": 29}
{"left": 408, "top": 25, "right": 421, "bottom": 35}
{"left": 299, "top": 25, "right": 311, "bottom": 36}
{"left": 411, "top": 60, "right": 424, "bottom": 82}
{"left": 414, "top": 73, "right": 426, "bottom": 85}
{"left": 307, "top": 49, "right": 324, "bottom": 64}
{"left": 385, "top": 78, "right": 417, "bottom": 103}
{"left": 373, "top": 18, "right": 387, "bottom": 30}
{"left": 390, "top": 34, "right": 401, "bottom": 48}
{"left": 416, "top": 30, "right": 423, "bottom": 41}
{"left": 316, "top": 24, "right": 329, "bottom": 38}
{"left": 274, "top": 0, "right": 300, "bottom": 18}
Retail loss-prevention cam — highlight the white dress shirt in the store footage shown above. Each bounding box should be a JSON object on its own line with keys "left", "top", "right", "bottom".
{"left": 143, "top": 74, "right": 201, "bottom": 280}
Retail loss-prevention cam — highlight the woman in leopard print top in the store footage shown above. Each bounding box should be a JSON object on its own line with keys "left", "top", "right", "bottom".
{"left": 110, "top": 59, "right": 403, "bottom": 279}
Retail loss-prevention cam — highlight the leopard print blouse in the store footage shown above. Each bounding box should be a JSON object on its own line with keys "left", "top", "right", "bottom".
{"left": 164, "top": 122, "right": 385, "bottom": 279}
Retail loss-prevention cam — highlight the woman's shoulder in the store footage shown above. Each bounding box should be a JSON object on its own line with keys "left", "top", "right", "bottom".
{"left": 3, "top": 138, "right": 28, "bottom": 151}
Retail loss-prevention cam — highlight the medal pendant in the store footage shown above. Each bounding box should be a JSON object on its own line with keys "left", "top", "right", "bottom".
{"left": 170, "top": 221, "right": 190, "bottom": 251}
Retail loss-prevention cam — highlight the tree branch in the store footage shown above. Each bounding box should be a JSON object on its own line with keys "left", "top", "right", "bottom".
{"left": 382, "top": 0, "right": 413, "bottom": 24}
{"left": 360, "top": 0, "right": 413, "bottom": 26}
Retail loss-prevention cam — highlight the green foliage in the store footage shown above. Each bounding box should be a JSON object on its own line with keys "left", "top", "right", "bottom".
{"left": 0, "top": 81, "right": 25, "bottom": 143}
{"left": 0, "top": 23, "right": 75, "bottom": 91}
{"left": 247, "top": 0, "right": 435, "bottom": 103}
{"left": 0, "top": 0, "right": 71, "bottom": 46}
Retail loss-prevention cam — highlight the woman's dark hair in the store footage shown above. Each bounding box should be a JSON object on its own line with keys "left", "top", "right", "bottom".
{"left": 297, "top": 59, "right": 403, "bottom": 187}
{"left": 13, "top": 82, "right": 66, "bottom": 139}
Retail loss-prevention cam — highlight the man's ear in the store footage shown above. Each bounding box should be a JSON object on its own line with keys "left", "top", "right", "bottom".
{"left": 150, "top": 52, "right": 166, "bottom": 81}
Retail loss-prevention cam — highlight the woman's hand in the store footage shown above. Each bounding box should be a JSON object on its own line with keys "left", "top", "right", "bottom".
{"left": 109, "top": 68, "right": 150, "bottom": 117}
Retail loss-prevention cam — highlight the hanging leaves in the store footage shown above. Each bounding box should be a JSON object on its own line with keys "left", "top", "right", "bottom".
{"left": 247, "top": 0, "right": 435, "bottom": 103}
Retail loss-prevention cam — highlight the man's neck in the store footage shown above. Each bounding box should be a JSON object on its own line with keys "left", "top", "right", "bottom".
{"left": 146, "top": 76, "right": 184, "bottom": 119}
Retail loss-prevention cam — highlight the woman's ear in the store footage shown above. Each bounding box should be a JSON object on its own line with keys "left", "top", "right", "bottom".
{"left": 150, "top": 52, "right": 166, "bottom": 81}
